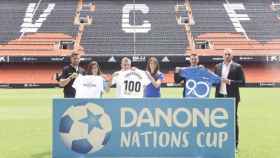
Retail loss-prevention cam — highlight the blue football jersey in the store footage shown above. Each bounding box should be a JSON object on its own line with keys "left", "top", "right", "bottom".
{"left": 179, "top": 67, "right": 220, "bottom": 98}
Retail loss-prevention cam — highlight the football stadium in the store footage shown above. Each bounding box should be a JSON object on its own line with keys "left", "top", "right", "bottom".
{"left": 0, "top": 0, "right": 280, "bottom": 158}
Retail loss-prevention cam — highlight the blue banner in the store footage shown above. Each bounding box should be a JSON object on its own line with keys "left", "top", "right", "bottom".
{"left": 53, "top": 98, "right": 235, "bottom": 158}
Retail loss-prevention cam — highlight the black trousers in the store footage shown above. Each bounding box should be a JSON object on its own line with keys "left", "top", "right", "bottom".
{"left": 216, "top": 93, "right": 239, "bottom": 148}
{"left": 64, "top": 93, "right": 75, "bottom": 98}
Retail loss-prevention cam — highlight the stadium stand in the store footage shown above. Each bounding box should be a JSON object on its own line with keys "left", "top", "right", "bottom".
{"left": 0, "top": 63, "right": 279, "bottom": 87}
{"left": 38, "top": 0, "right": 78, "bottom": 35}
{"left": 0, "top": 63, "right": 60, "bottom": 84}
{"left": 244, "top": 64, "right": 280, "bottom": 84}
{"left": 191, "top": 0, "right": 280, "bottom": 40}
{"left": 190, "top": 33, "right": 280, "bottom": 56}
{"left": 191, "top": 0, "right": 235, "bottom": 36}
{"left": 81, "top": 0, "right": 187, "bottom": 56}
{"left": 190, "top": 0, "right": 280, "bottom": 55}
{"left": 0, "top": 33, "right": 78, "bottom": 56}
{"left": 0, "top": 0, "right": 279, "bottom": 87}
{"left": 0, "top": 0, "right": 26, "bottom": 43}
{"left": 0, "top": 0, "right": 80, "bottom": 56}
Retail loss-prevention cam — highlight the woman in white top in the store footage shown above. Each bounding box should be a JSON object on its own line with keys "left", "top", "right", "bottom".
{"left": 72, "top": 61, "right": 109, "bottom": 98}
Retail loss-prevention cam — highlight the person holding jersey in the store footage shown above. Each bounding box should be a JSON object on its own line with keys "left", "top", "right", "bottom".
{"left": 174, "top": 54, "right": 220, "bottom": 98}
{"left": 111, "top": 57, "right": 150, "bottom": 98}
{"left": 58, "top": 52, "right": 85, "bottom": 98}
{"left": 144, "top": 57, "right": 164, "bottom": 97}
{"left": 72, "top": 61, "right": 108, "bottom": 98}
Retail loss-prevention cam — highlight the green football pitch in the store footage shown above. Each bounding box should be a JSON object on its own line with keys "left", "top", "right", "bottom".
{"left": 0, "top": 88, "right": 279, "bottom": 158}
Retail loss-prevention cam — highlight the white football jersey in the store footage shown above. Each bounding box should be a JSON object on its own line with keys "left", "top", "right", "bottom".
{"left": 72, "top": 75, "right": 105, "bottom": 98}
{"left": 112, "top": 69, "right": 151, "bottom": 98}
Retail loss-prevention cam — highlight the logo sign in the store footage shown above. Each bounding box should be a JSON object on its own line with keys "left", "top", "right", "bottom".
{"left": 267, "top": 56, "right": 280, "bottom": 63}
{"left": 53, "top": 99, "right": 235, "bottom": 158}
{"left": 132, "top": 56, "right": 146, "bottom": 62}
{"left": 0, "top": 56, "right": 9, "bottom": 63}
{"left": 224, "top": 3, "right": 250, "bottom": 39}
{"left": 185, "top": 79, "right": 210, "bottom": 98}
{"left": 21, "top": 3, "right": 55, "bottom": 33}
{"left": 161, "top": 56, "right": 170, "bottom": 62}
{"left": 122, "top": 4, "right": 151, "bottom": 33}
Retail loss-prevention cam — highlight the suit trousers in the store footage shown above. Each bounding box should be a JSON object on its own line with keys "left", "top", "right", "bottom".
{"left": 216, "top": 93, "right": 239, "bottom": 148}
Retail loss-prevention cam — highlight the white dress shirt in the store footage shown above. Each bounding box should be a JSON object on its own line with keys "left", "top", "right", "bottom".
{"left": 219, "top": 61, "right": 232, "bottom": 95}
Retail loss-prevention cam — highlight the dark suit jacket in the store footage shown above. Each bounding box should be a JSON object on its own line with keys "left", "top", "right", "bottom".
{"left": 60, "top": 65, "right": 85, "bottom": 98}
{"left": 214, "top": 62, "right": 245, "bottom": 103}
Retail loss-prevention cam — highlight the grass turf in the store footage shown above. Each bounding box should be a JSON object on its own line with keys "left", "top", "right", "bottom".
{"left": 0, "top": 88, "right": 279, "bottom": 158}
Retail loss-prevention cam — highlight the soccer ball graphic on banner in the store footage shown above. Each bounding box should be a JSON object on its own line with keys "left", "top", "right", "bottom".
{"left": 59, "top": 103, "right": 112, "bottom": 154}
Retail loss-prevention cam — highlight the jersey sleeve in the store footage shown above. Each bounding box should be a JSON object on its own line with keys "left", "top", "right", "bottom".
{"left": 142, "top": 70, "right": 151, "bottom": 86}
{"left": 179, "top": 67, "right": 192, "bottom": 79}
{"left": 206, "top": 69, "right": 221, "bottom": 84}
{"left": 60, "top": 67, "right": 69, "bottom": 79}
{"left": 101, "top": 77, "right": 105, "bottom": 92}
{"left": 111, "top": 71, "right": 120, "bottom": 85}
{"left": 72, "top": 75, "right": 81, "bottom": 90}
{"left": 158, "top": 72, "right": 164, "bottom": 81}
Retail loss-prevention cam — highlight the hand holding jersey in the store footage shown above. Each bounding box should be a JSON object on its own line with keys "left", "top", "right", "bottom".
{"left": 69, "top": 72, "right": 78, "bottom": 79}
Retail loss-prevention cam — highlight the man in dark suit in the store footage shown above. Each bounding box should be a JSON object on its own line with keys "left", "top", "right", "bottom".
{"left": 58, "top": 52, "right": 85, "bottom": 98}
{"left": 214, "top": 48, "right": 245, "bottom": 149}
